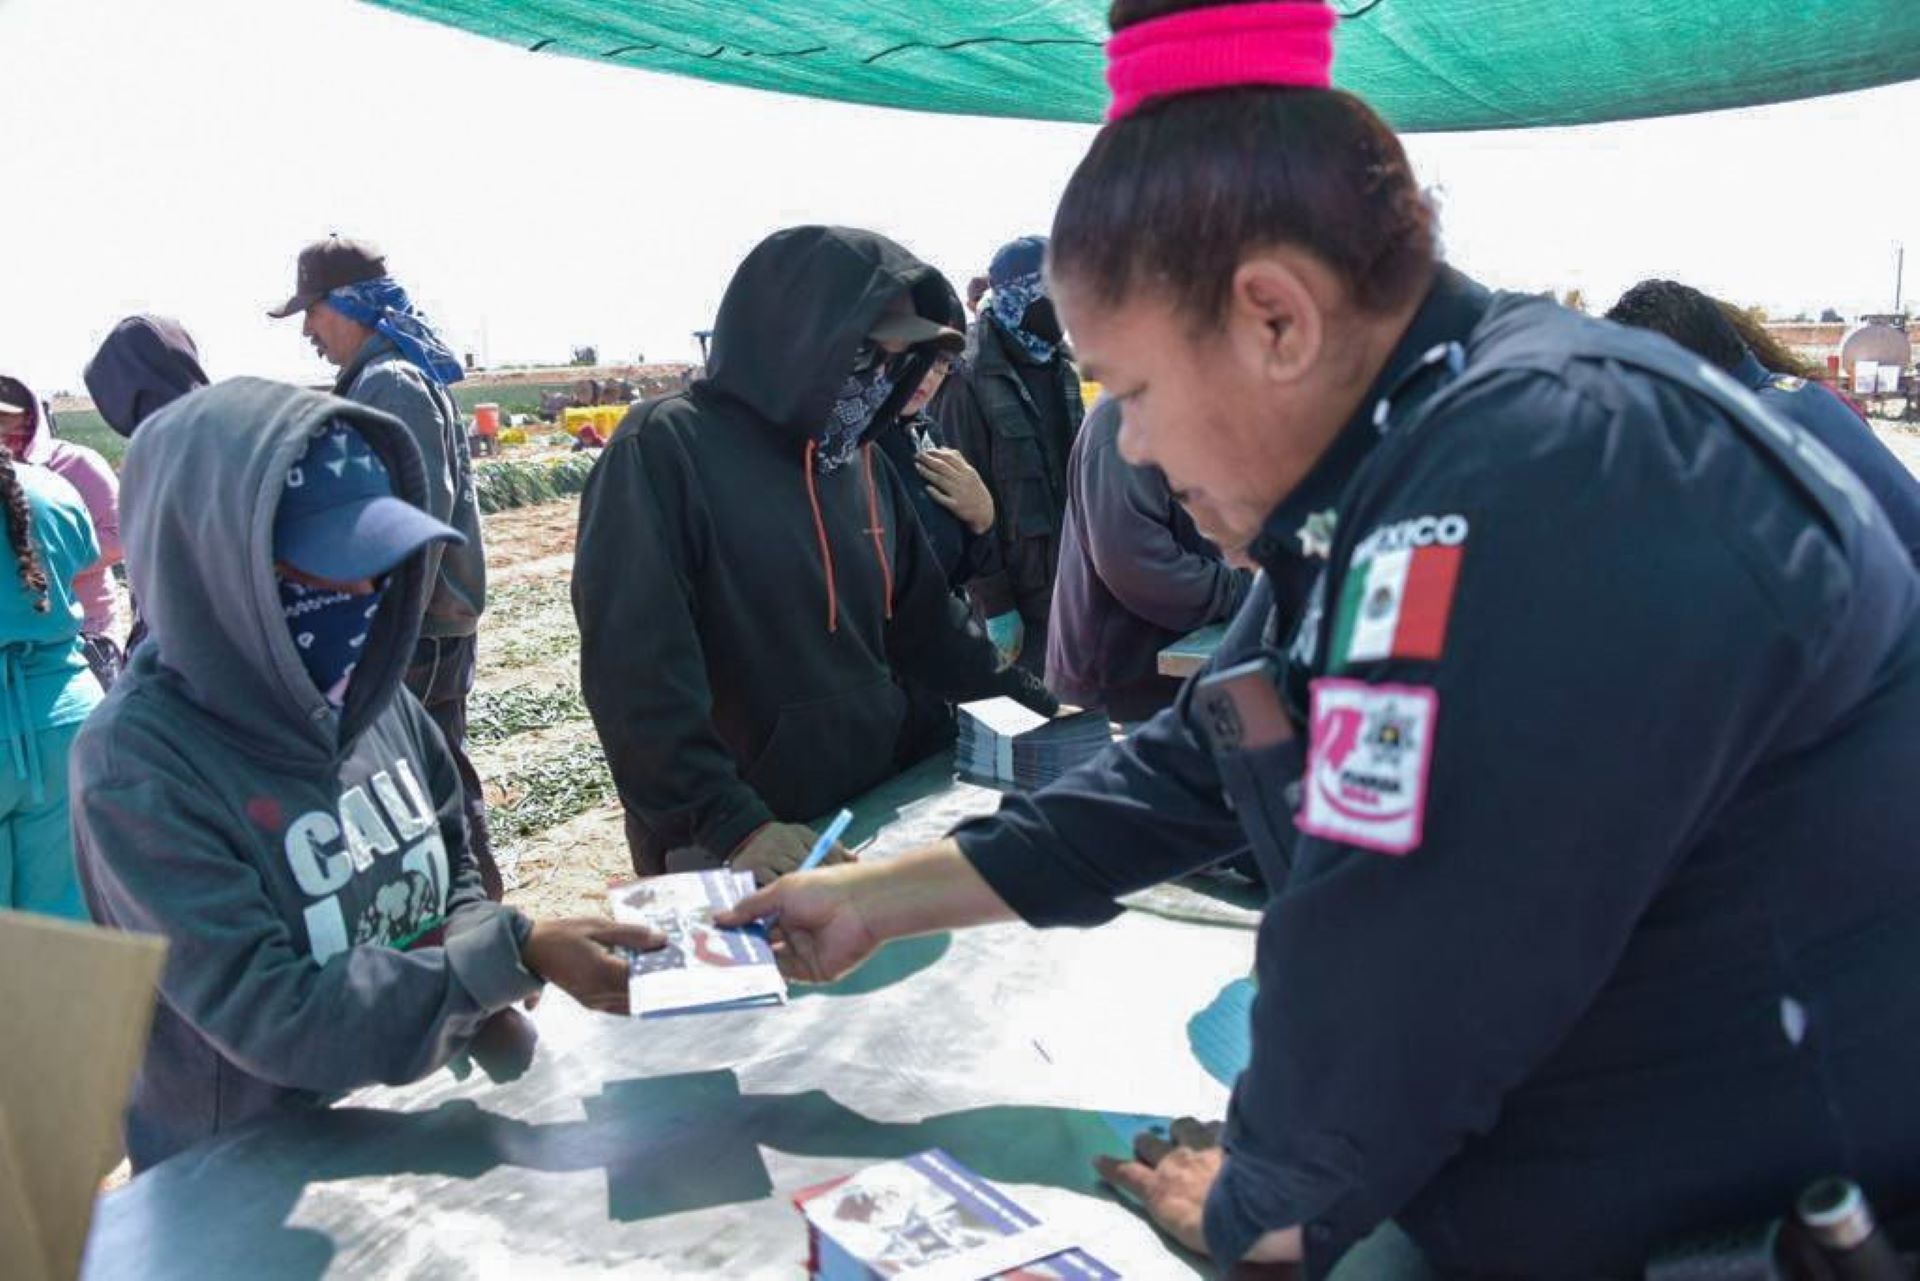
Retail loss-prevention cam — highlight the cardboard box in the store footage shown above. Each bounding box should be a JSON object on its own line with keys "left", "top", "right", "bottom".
{"left": 0, "top": 911, "right": 166, "bottom": 1280}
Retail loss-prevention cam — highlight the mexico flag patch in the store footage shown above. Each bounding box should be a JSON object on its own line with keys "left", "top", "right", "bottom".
{"left": 1331, "top": 514, "right": 1467, "bottom": 667}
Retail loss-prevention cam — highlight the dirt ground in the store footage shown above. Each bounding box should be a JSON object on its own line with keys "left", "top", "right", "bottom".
{"left": 471, "top": 499, "right": 633, "bottom": 922}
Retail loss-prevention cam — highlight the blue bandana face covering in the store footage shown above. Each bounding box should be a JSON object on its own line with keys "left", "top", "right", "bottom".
{"left": 989, "top": 270, "right": 1060, "bottom": 364}
{"left": 817, "top": 361, "right": 898, "bottom": 473}
{"left": 279, "top": 576, "right": 386, "bottom": 709}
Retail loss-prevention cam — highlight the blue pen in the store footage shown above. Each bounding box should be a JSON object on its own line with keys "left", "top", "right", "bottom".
{"left": 749, "top": 808, "right": 855, "bottom": 934}
{"left": 799, "top": 809, "right": 855, "bottom": 874}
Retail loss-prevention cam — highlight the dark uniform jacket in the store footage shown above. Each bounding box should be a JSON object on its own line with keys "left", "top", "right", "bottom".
{"left": 573, "top": 227, "right": 1055, "bottom": 873}
{"left": 953, "top": 268, "right": 1920, "bottom": 1277}
{"left": 1732, "top": 350, "right": 1920, "bottom": 566}
{"left": 936, "top": 316, "right": 1086, "bottom": 631}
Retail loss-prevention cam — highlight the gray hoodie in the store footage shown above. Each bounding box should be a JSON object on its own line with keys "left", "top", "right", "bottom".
{"left": 73, "top": 378, "right": 538, "bottom": 1171}
{"left": 336, "top": 337, "right": 487, "bottom": 639}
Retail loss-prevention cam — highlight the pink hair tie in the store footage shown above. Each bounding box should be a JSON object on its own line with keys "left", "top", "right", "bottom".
{"left": 1106, "top": 1, "right": 1338, "bottom": 123}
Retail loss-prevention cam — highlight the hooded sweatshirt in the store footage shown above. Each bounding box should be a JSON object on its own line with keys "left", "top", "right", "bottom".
{"left": 73, "top": 378, "right": 539, "bottom": 1171}
{"left": 1046, "top": 398, "right": 1252, "bottom": 719}
{"left": 0, "top": 376, "right": 120, "bottom": 637}
{"left": 82, "top": 315, "right": 210, "bottom": 439}
{"left": 334, "top": 336, "right": 487, "bottom": 640}
{"left": 574, "top": 226, "right": 1057, "bottom": 863}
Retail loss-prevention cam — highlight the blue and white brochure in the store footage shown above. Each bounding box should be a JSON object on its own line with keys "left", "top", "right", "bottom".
{"left": 610, "top": 869, "right": 787, "bottom": 1018}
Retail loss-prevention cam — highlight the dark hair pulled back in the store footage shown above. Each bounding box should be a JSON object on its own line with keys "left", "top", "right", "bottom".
{"left": 0, "top": 446, "right": 51, "bottom": 613}
{"left": 1604, "top": 279, "right": 1749, "bottom": 374}
{"left": 1051, "top": 0, "right": 1437, "bottom": 326}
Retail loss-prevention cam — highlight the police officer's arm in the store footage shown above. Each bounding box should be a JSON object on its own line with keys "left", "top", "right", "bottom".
{"left": 1202, "top": 382, "right": 1835, "bottom": 1266}
{"left": 935, "top": 375, "right": 1019, "bottom": 620}
{"left": 726, "top": 639, "right": 1253, "bottom": 957}
{"left": 573, "top": 429, "right": 775, "bottom": 859}
{"left": 944, "top": 671, "right": 1250, "bottom": 925}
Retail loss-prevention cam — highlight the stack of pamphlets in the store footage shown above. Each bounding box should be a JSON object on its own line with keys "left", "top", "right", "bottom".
{"left": 956, "top": 699, "right": 1111, "bottom": 791}
{"left": 795, "top": 1150, "right": 1118, "bottom": 1280}
{"left": 608, "top": 869, "right": 787, "bottom": 1018}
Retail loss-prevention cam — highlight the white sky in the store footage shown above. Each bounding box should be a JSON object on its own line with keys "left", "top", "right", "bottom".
{"left": 3, "top": 0, "right": 1916, "bottom": 396}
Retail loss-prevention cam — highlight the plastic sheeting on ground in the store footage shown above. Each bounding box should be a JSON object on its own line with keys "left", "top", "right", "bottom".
{"left": 366, "top": 0, "right": 1920, "bottom": 131}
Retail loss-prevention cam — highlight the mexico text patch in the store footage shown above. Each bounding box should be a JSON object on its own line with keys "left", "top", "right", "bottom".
{"left": 1298, "top": 678, "right": 1437, "bottom": 856}
{"left": 1332, "top": 513, "right": 1466, "bottom": 666}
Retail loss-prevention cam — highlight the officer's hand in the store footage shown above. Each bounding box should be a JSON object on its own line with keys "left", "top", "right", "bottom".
{"left": 728, "top": 822, "right": 857, "bottom": 886}
{"left": 1095, "top": 1119, "right": 1301, "bottom": 1265}
{"left": 985, "top": 611, "right": 1025, "bottom": 666}
{"left": 520, "top": 918, "right": 666, "bottom": 1016}
{"left": 713, "top": 865, "right": 882, "bottom": 983}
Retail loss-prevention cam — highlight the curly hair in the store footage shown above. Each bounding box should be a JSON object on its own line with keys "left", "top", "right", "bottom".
{"left": 1605, "top": 279, "right": 1748, "bottom": 372}
{"left": 0, "top": 446, "right": 51, "bottom": 613}
{"left": 1718, "top": 301, "right": 1825, "bottom": 381}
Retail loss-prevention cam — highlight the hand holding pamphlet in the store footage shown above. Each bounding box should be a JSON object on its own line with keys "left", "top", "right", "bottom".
{"left": 609, "top": 870, "right": 789, "bottom": 1017}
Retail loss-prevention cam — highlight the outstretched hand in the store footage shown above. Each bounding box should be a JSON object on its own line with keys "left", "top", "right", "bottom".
{"left": 714, "top": 866, "right": 883, "bottom": 983}
{"left": 521, "top": 918, "right": 666, "bottom": 1016}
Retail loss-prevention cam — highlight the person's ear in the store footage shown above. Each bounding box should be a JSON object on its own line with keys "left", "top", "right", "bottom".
{"left": 1228, "top": 255, "right": 1325, "bottom": 387}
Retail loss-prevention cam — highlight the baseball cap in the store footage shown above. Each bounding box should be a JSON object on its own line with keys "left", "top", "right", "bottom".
{"left": 988, "top": 235, "right": 1049, "bottom": 289}
{"left": 267, "top": 237, "right": 387, "bottom": 320}
{"left": 867, "top": 293, "right": 965, "bottom": 354}
{"left": 273, "top": 421, "right": 463, "bottom": 582}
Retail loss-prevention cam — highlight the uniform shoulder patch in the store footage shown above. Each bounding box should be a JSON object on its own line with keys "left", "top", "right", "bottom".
{"left": 1298, "top": 678, "right": 1437, "bottom": 856}
{"left": 1331, "top": 514, "right": 1467, "bottom": 668}
{"left": 1769, "top": 375, "right": 1807, "bottom": 394}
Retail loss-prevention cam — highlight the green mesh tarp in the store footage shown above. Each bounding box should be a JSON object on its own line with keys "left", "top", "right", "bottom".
{"left": 368, "top": 0, "right": 1920, "bottom": 131}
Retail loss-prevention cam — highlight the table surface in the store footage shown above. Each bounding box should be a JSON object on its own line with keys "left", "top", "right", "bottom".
{"left": 1158, "top": 625, "right": 1228, "bottom": 680}
{"left": 83, "top": 758, "right": 1262, "bottom": 1280}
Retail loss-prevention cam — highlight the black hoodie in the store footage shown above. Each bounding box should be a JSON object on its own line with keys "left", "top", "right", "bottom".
{"left": 574, "top": 227, "right": 1056, "bottom": 866}
{"left": 82, "top": 314, "right": 209, "bottom": 438}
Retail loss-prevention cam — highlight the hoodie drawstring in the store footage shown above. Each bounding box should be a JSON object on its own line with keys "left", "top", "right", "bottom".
{"left": 804, "top": 439, "right": 839, "bottom": 633}
{"left": 801, "top": 441, "right": 896, "bottom": 634}
{"left": 861, "top": 445, "right": 895, "bottom": 621}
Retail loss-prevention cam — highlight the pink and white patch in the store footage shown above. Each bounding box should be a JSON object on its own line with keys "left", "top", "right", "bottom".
{"left": 1298, "top": 678, "right": 1438, "bottom": 856}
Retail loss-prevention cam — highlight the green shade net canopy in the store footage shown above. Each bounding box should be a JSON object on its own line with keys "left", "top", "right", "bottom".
{"left": 367, "top": 0, "right": 1920, "bottom": 131}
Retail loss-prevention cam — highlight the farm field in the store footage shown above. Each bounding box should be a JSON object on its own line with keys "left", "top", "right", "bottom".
{"left": 469, "top": 496, "right": 634, "bottom": 922}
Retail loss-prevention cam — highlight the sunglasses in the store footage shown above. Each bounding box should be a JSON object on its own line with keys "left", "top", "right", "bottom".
{"left": 852, "top": 344, "right": 935, "bottom": 381}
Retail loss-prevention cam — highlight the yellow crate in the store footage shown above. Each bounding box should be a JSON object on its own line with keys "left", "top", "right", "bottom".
{"left": 561, "top": 407, "right": 597, "bottom": 438}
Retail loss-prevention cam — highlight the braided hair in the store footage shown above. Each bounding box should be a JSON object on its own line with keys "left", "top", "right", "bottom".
{"left": 0, "top": 446, "right": 51, "bottom": 613}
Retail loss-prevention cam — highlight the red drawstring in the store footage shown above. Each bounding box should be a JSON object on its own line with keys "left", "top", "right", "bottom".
{"left": 861, "top": 444, "right": 895, "bottom": 621}
{"left": 804, "top": 439, "right": 839, "bottom": 633}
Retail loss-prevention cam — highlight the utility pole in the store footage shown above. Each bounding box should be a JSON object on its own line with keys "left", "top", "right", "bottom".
{"left": 1895, "top": 243, "right": 1905, "bottom": 316}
